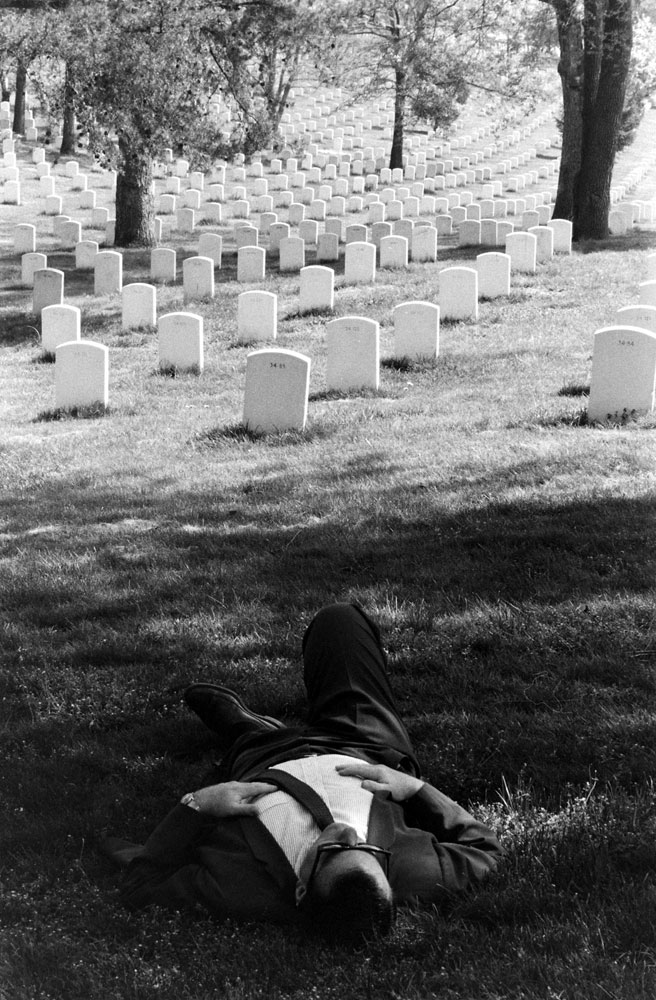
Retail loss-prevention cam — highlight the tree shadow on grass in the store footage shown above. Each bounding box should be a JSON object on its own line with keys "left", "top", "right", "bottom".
{"left": 576, "top": 229, "right": 656, "bottom": 254}
{"left": 0, "top": 312, "right": 40, "bottom": 347}
{"left": 3, "top": 470, "right": 655, "bottom": 620}
{"left": 2, "top": 470, "right": 655, "bottom": 805}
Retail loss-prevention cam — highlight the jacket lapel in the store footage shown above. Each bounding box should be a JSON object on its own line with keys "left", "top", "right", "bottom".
{"left": 366, "top": 793, "right": 398, "bottom": 849}
{"left": 239, "top": 814, "right": 299, "bottom": 897}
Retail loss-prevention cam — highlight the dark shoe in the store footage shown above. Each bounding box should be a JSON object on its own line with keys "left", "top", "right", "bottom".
{"left": 184, "top": 683, "right": 284, "bottom": 747}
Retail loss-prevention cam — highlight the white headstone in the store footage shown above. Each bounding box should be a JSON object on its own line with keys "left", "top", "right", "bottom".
{"left": 458, "top": 220, "right": 481, "bottom": 247}
{"left": 183, "top": 256, "right": 214, "bottom": 302}
{"left": 237, "top": 246, "right": 266, "bottom": 282}
{"left": 279, "top": 236, "right": 305, "bottom": 272}
{"left": 344, "top": 241, "right": 376, "bottom": 285}
{"left": 317, "top": 232, "right": 339, "bottom": 261}
{"left": 243, "top": 349, "right": 311, "bottom": 433}
{"left": 505, "top": 232, "right": 537, "bottom": 273}
{"left": 42, "top": 304, "right": 81, "bottom": 354}
{"left": 33, "top": 268, "right": 64, "bottom": 314}
{"left": 122, "top": 282, "right": 157, "bottom": 329}
{"left": 308, "top": 199, "right": 327, "bottom": 221}
{"left": 45, "top": 194, "right": 63, "bottom": 216}
{"left": 616, "top": 304, "right": 656, "bottom": 334}
{"left": 237, "top": 290, "right": 277, "bottom": 342}
{"left": 236, "top": 225, "right": 259, "bottom": 249}
{"left": 94, "top": 250, "right": 123, "bottom": 295}
{"left": 379, "top": 235, "right": 408, "bottom": 269}
{"left": 393, "top": 301, "right": 439, "bottom": 360}
{"left": 177, "top": 207, "right": 195, "bottom": 233}
{"left": 204, "top": 202, "right": 222, "bottom": 224}
{"left": 198, "top": 232, "right": 223, "bottom": 266}
{"left": 159, "top": 194, "right": 177, "bottom": 214}
{"left": 21, "top": 252, "right": 47, "bottom": 287}
{"left": 608, "top": 211, "right": 627, "bottom": 236}
{"left": 325, "top": 218, "right": 344, "bottom": 242}
{"left": 588, "top": 326, "right": 656, "bottom": 422}
{"left": 298, "top": 219, "right": 319, "bottom": 245}
{"left": 232, "top": 199, "right": 250, "bottom": 219}
{"left": 300, "top": 265, "right": 334, "bottom": 313}
{"left": 91, "top": 206, "right": 110, "bottom": 229}
{"left": 476, "top": 252, "right": 511, "bottom": 299}
{"left": 151, "top": 247, "right": 177, "bottom": 283}
{"left": 183, "top": 190, "right": 201, "bottom": 211}
{"left": 4, "top": 180, "right": 20, "bottom": 204}
{"left": 480, "top": 219, "right": 498, "bottom": 246}
{"left": 528, "top": 225, "right": 554, "bottom": 262}
{"left": 59, "top": 220, "right": 82, "bottom": 249}
{"left": 522, "top": 209, "right": 540, "bottom": 230}
{"left": 75, "top": 240, "right": 99, "bottom": 270}
{"left": 269, "top": 222, "right": 291, "bottom": 253}
{"left": 439, "top": 267, "right": 479, "bottom": 321}
{"left": 14, "top": 224, "right": 36, "bottom": 254}
{"left": 259, "top": 212, "right": 278, "bottom": 235}
{"left": 52, "top": 214, "right": 71, "bottom": 240}
{"left": 79, "top": 189, "right": 96, "bottom": 210}
{"left": 326, "top": 316, "right": 380, "bottom": 391}
{"left": 158, "top": 312, "right": 204, "bottom": 372}
{"left": 345, "top": 224, "right": 368, "bottom": 244}
{"left": 411, "top": 226, "right": 437, "bottom": 263}
{"left": 55, "top": 340, "right": 109, "bottom": 411}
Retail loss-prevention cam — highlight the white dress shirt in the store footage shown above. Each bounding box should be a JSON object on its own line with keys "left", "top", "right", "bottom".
{"left": 254, "top": 754, "right": 374, "bottom": 876}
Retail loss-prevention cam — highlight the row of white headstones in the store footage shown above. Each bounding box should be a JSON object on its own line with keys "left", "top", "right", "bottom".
{"left": 34, "top": 241, "right": 656, "bottom": 429}
{"left": 4, "top": 89, "right": 656, "bottom": 428}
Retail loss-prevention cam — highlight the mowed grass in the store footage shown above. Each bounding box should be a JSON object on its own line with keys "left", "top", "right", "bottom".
{"left": 2, "top": 122, "right": 656, "bottom": 1000}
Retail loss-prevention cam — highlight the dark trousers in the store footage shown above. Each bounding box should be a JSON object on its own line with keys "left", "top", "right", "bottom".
{"left": 215, "top": 604, "right": 420, "bottom": 782}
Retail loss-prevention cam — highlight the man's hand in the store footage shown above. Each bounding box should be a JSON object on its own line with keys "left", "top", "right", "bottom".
{"left": 335, "top": 762, "right": 424, "bottom": 802}
{"left": 187, "top": 781, "right": 277, "bottom": 818}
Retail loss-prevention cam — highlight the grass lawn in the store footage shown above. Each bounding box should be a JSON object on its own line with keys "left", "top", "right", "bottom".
{"left": 1, "top": 109, "right": 656, "bottom": 999}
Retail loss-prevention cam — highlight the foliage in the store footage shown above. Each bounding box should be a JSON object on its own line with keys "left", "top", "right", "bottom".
{"left": 40, "top": 1, "right": 225, "bottom": 170}
{"left": 317, "top": 0, "right": 556, "bottom": 169}
{"left": 203, "top": 0, "right": 328, "bottom": 157}
{"left": 617, "top": 12, "right": 656, "bottom": 149}
{"left": 0, "top": 2, "right": 52, "bottom": 70}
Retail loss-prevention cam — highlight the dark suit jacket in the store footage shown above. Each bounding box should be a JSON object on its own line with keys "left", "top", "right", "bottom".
{"left": 106, "top": 782, "right": 502, "bottom": 924}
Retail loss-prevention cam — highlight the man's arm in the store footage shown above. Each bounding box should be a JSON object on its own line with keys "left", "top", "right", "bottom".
{"left": 335, "top": 762, "right": 502, "bottom": 898}
{"left": 115, "top": 782, "right": 289, "bottom": 918}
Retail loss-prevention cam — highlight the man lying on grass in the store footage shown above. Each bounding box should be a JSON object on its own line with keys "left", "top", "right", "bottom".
{"left": 102, "top": 604, "right": 502, "bottom": 944}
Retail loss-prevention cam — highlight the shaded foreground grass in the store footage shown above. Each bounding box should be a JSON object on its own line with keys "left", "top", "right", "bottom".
{"left": 2, "top": 170, "right": 656, "bottom": 1000}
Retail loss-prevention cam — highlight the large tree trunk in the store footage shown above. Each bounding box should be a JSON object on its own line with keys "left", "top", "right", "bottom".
{"left": 115, "top": 138, "right": 157, "bottom": 247}
{"left": 12, "top": 60, "right": 26, "bottom": 134}
{"left": 574, "top": 0, "right": 633, "bottom": 239}
{"left": 60, "top": 63, "right": 77, "bottom": 155}
{"left": 552, "top": 0, "right": 583, "bottom": 220}
{"left": 549, "top": 0, "right": 633, "bottom": 238}
{"left": 389, "top": 67, "right": 406, "bottom": 170}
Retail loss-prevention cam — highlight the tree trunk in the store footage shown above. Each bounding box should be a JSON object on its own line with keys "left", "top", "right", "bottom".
{"left": 115, "top": 138, "right": 157, "bottom": 247}
{"left": 389, "top": 67, "right": 406, "bottom": 170}
{"left": 552, "top": 0, "right": 583, "bottom": 220}
{"left": 574, "top": 0, "right": 633, "bottom": 239}
{"left": 60, "top": 63, "right": 77, "bottom": 155}
{"left": 12, "top": 61, "right": 26, "bottom": 134}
